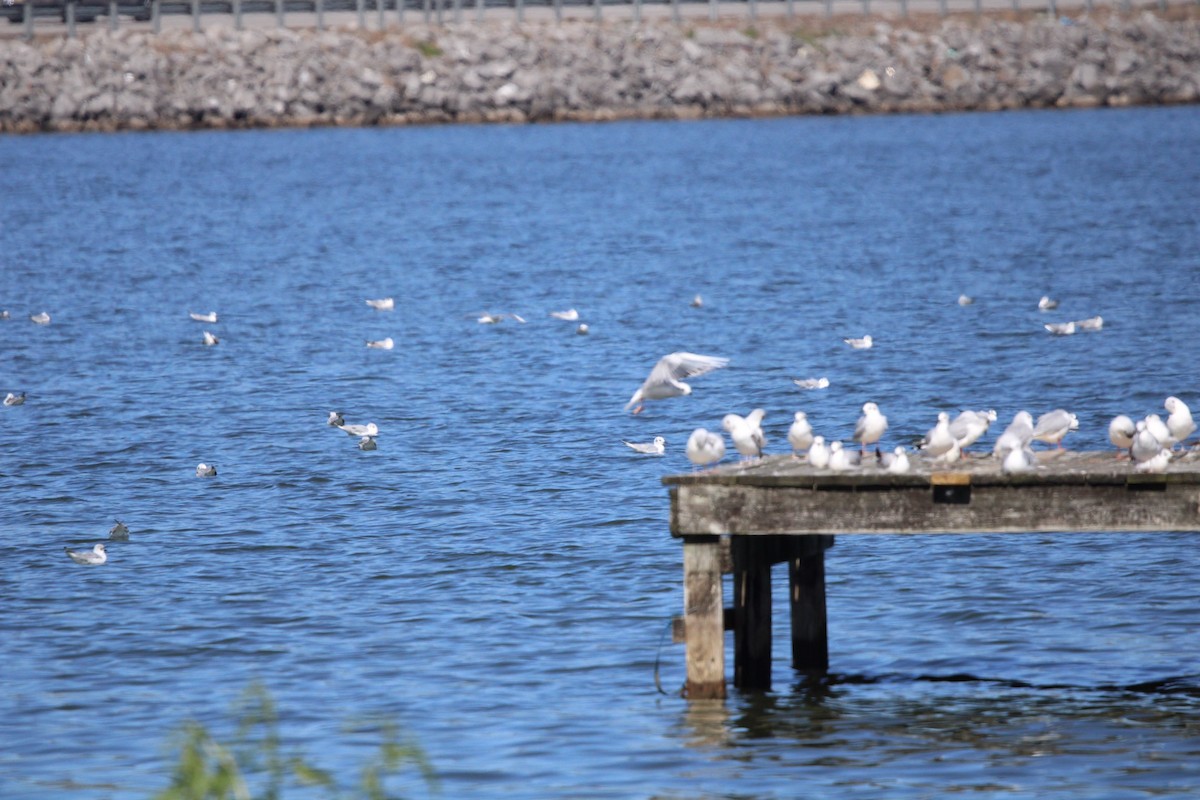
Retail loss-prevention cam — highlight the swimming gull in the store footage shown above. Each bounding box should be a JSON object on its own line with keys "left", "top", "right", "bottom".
{"left": 793, "top": 377, "right": 830, "bottom": 390}
{"left": 366, "top": 337, "right": 395, "bottom": 350}
{"left": 357, "top": 436, "right": 378, "bottom": 451}
{"left": 477, "top": 313, "right": 526, "bottom": 324}
{"left": 4, "top": 392, "right": 26, "bottom": 406}
{"left": 65, "top": 543, "right": 107, "bottom": 565}
{"left": 366, "top": 298, "right": 395, "bottom": 311}
{"left": 108, "top": 520, "right": 130, "bottom": 541}
{"left": 30, "top": 311, "right": 50, "bottom": 325}
{"left": 624, "top": 436, "right": 666, "bottom": 456}
{"left": 202, "top": 330, "right": 219, "bottom": 346}
{"left": 843, "top": 335, "right": 873, "bottom": 349}
{"left": 1038, "top": 296, "right": 1059, "bottom": 310}
{"left": 787, "top": 411, "right": 814, "bottom": 456}
{"left": 992, "top": 411, "right": 1034, "bottom": 460}
{"left": 1165, "top": 397, "right": 1196, "bottom": 445}
{"left": 196, "top": 463, "right": 217, "bottom": 477}
{"left": 625, "top": 352, "right": 729, "bottom": 414}
{"left": 1043, "top": 321, "right": 1075, "bottom": 335}
{"left": 1108, "top": 415, "right": 1136, "bottom": 458}
{"left": 1075, "top": 316, "right": 1103, "bottom": 331}
{"left": 686, "top": 428, "right": 725, "bottom": 470}
{"left": 853, "top": 402, "right": 888, "bottom": 453}
{"left": 189, "top": 311, "right": 218, "bottom": 323}
{"left": 328, "top": 411, "right": 345, "bottom": 427}
{"left": 339, "top": 422, "right": 379, "bottom": 437}
{"left": 550, "top": 309, "right": 579, "bottom": 321}
{"left": 690, "top": 294, "right": 704, "bottom": 308}
{"left": 1032, "top": 409, "right": 1078, "bottom": 449}
{"left": 957, "top": 294, "right": 975, "bottom": 306}
{"left": 576, "top": 324, "right": 590, "bottom": 335}
{"left": 723, "top": 409, "right": 766, "bottom": 461}
{"left": 807, "top": 436, "right": 830, "bottom": 469}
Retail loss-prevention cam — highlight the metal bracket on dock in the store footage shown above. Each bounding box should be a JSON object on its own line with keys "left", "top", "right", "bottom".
{"left": 1126, "top": 474, "right": 1168, "bottom": 492}
{"left": 931, "top": 472, "right": 971, "bottom": 504}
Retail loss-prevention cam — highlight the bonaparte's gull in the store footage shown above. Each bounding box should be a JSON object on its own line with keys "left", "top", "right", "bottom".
{"left": 1044, "top": 321, "right": 1075, "bottom": 335}
{"left": 1135, "top": 448, "right": 1172, "bottom": 473}
{"left": 196, "top": 463, "right": 217, "bottom": 477}
{"left": 366, "top": 337, "right": 394, "bottom": 350}
{"left": 357, "top": 436, "right": 377, "bottom": 451}
{"left": 919, "top": 412, "right": 956, "bottom": 459}
{"left": 1165, "top": 397, "right": 1196, "bottom": 445}
{"left": 65, "top": 543, "right": 107, "bottom": 565}
{"left": 576, "top": 324, "right": 590, "bottom": 335}
{"left": 109, "top": 520, "right": 130, "bottom": 541}
{"left": 957, "top": 294, "right": 974, "bottom": 306}
{"left": 1108, "top": 415, "right": 1136, "bottom": 457}
{"left": 1131, "top": 420, "right": 1163, "bottom": 463}
{"left": 723, "top": 409, "right": 766, "bottom": 460}
{"left": 787, "top": 411, "right": 813, "bottom": 455}
{"left": 339, "top": 422, "right": 378, "bottom": 437}
{"left": 202, "top": 330, "right": 219, "bottom": 346}
{"left": 807, "top": 436, "right": 830, "bottom": 468}
{"left": 853, "top": 402, "right": 888, "bottom": 453}
{"left": 30, "top": 311, "right": 50, "bottom": 325}
{"left": 1032, "top": 409, "right": 1078, "bottom": 449}
{"left": 550, "top": 309, "right": 579, "bottom": 321}
{"left": 793, "top": 377, "right": 830, "bottom": 390}
{"left": 625, "top": 352, "right": 729, "bottom": 414}
{"left": 690, "top": 294, "right": 704, "bottom": 308}
{"left": 4, "top": 392, "right": 26, "bottom": 406}
{"left": 686, "top": 428, "right": 725, "bottom": 469}
{"left": 1003, "top": 446, "right": 1038, "bottom": 473}
{"left": 1075, "top": 316, "right": 1103, "bottom": 331}
{"left": 328, "top": 411, "right": 345, "bottom": 427}
{"left": 843, "top": 335, "right": 873, "bottom": 349}
{"left": 189, "top": 311, "right": 218, "bottom": 323}
{"left": 992, "top": 411, "right": 1034, "bottom": 459}
{"left": 1144, "top": 414, "right": 1173, "bottom": 448}
{"left": 1038, "top": 296, "right": 1059, "bottom": 310}
{"left": 624, "top": 436, "right": 666, "bottom": 456}
{"left": 366, "top": 298, "right": 395, "bottom": 311}
{"left": 878, "top": 445, "right": 910, "bottom": 474}
{"left": 949, "top": 409, "right": 997, "bottom": 452}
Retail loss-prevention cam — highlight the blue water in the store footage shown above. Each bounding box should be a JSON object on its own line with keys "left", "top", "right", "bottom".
{"left": 2, "top": 106, "right": 1199, "bottom": 799}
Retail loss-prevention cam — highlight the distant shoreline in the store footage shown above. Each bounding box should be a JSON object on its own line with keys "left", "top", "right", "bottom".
{"left": 1, "top": 6, "right": 1197, "bottom": 134}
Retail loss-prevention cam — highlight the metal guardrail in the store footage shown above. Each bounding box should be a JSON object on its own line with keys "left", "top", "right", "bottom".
{"left": 0, "top": 0, "right": 1179, "bottom": 37}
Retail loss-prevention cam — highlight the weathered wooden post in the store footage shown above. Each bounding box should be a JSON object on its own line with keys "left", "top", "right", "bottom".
{"left": 789, "top": 535, "right": 832, "bottom": 673}
{"left": 682, "top": 536, "right": 725, "bottom": 699}
{"left": 731, "top": 535, "right": 774, "bottom": 690}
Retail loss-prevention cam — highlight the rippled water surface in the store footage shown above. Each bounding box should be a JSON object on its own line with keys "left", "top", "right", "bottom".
{"left": 2, "top": 107, "right": 1199, "bottom": 799}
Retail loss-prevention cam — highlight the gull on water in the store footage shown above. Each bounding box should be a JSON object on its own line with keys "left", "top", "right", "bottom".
{"left": 339, "top": 422, "right": 379, "bottom": 437}
{"left": 723, "top": 409, "right": 766, "bottom": 461}
{"left": 625, "top": 352, "right": 729, "bottom": 414}
{"left": 878, "top": 446, "right": 911, "bottom": 474}
{"left": 189, "top": 311, "right": 218, "bottom": 323}
{"left": 0, "top": 310, "right": 9, "bottom": 319}
{"left": 624, "top": 436, "right": 666, "bottom": 456}
{"left": 1075, "top": 316, "right": 1103, "bottom": 331}
{"left": 358, "top": 436, "right": 378, "bottom": 451}
{"left": 109, "top": 520, "right": 130, "bottom": 541}
{"left": 576, "top": 324, "right": 590, "bottom": 335}
{"left": 853, "top": 402, "right": 888, "bottom": 453}
{"left": 1135, "top": 448, "right": 1172, "bottom": 473}
{"left": 1044, "top": 321, "right": 1075, "bottom": 335}
{"left": 328, "top": 411, "right": 345, "bottom": 427}
{"left": 993, "top": 411, "right": 1034, "bottom": 459}
{"left": 1144, "top": 414, "right": 1173, "bottom": 448}
{"left": 1032, "top": 409, "right": 1079, "bottom": 449}
{"left": 1131, "top": 421, "right": 1163, "bottom": 464}
{"left": 957, "top": 294, "right": 975, "bottom": 306}
{"left": 686, "top": 428, "right": 725, "bottom": 470}
{"left": 1108, "top": 415, "right": 1136, "bottom": 458}
{"left": 4, "top": 392, "right": 26, "bottom": 406}
{"left": 949, "top": 409, "right": 997, "bottom": 453}
{"left": 843, "top": 335, "right": 873, "bottom": 349}
{"left": 550, "top": 308, "right": 579, "bottom": 321}
{"left": 30, "top": 311, "right": 51, "bottom": 325}
{"left": 477, "top": 313, "right": 526, "bottom": 324}
{"left": 919, "top": 412, "right": 956, "bottom": 459}
{"left": 1038, "top": 296, "right": 1059, "bottom": 310}
{"left": 196, "top": 463, "right": 217, "bottom": 477}
{"left": 690, "top": 294, "right": 704, "bottom": 308}
{"left": 788, "top": 411, "right": 814, "bottom": 456}
{"left": 807, "top": 436, "right": 830, "bottom": 468}
{"left": 202, "top": 330, "right": 219, "bottom": 346}
{"left": 793, "top": 377, "right": 830, "bottom": 390}
{"left": 65, "top": 543, "right": 107, "bottom": 565}
{"left": 1165, "top": 396, "right": 1196, "bottom": 445}
{"left": 366, "top": 337, "right": 395, "bottom": 350}
{"left": 366, "top": 297, "right": 395, "bottom": 311}
{"left": 1003, "top": 446, "right": 1039, "bottom": 474}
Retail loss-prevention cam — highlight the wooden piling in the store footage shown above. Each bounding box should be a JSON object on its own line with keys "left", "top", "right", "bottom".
{"left": 789, "top": 536, "right": 832, "bottom": 673}
{"left": 682, "top": 535, "right": 725, "bottom": 699}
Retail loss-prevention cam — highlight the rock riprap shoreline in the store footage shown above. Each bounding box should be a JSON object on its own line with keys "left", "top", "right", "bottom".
{"left": 1, "top": 9, "right": 1197, "bottom": 133}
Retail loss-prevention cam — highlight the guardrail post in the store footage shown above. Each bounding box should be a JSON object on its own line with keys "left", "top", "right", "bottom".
{"left": 707, "top": 0, "right": 715, "bottom": 20}
{"left": 22, "top": 0, "right": 32, "bottom": 39}
{"left": 1047, "top": 0, "right": 1056, "bottom": 16}
{"left": 109, "top": 0, "right": 117, "bottom": 31}
{"left": 378, "top": 0, "right": 386, "bottom": 28}
{"left": 823, "top": 0, "right": 831, "bottom": 19}
{"left": 553, "top": 0, "right": 560, "bottom": 21}
{"left": 422, "top": 0, "right": 429, "bottom": 23}
{"left": 316, "top": 0, "right": 323, "bottom": 28}
{"left": 152, "top": 0, "right": 160, "bottom": 32}
{"left": 786, "top": 0, "right": 793, "bottom": 18}
{"left": 356, "top": 0, "right": 364, "bottom": 27}
{"left": 435, "top": 0, "right": 442, "bottom": 25}
{"left": 899, "top": 0, "right": 906, "bottom": 16}
{"left": 275, "top": 0, "right": 283, "bottom": 28}
{"left": 66, "top": 0, "right": 76, "bottom": 37}
{"left": 515, "top": 0, "right": 522, "bottom": 23}
{"left": 476, "top": 0, "right": 484, "bottom": 22}
{"left": 453, "top": 0, "right": 460, "bottom": 23}
{"left": 191, "top": 0, "right": 199, "bottom": 32}
{"left": 861, "top": 0, "right": 869, "bottom": 15}
{"left": 234, "top": 0, "right": 243, "bottom": 29}
{"left": 670, "top": 0, "right": 678, "bottom": 24}
{"left": 748, "top": 0, "right": 756, "bottom": 21}
{"left": 593, "top": 0, "right": 600, "bottom": 21}
{"left": 938, "top": 0, "right": 946, "bottom": 14}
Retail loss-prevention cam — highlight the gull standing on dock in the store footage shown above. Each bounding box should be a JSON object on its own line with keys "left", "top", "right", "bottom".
{"left": 878, "top": 446, "right": 911, "bottom": 474}
{"left": 1032, "top": 409, "right": 1079, "bottom": 449}
{"left": 65, "top": 543, "right": 107, "bottom": 565}
{"left": 853, "top": 402, "right": 888, "bottom": 454}
{"left": 686, "top": 428, "right": 725, "bottom": 470}
{"left": 189, "top": 311, "right": 218, "bottom": 323}
{"left": 992, "top": 411, "right": 1035, "bottom": 460}
{"left": 623, "top": 437, "right": 666, "bottom": 456}
{"left": 828, "top": 441, "right": 860, "bottom": 471}
{"left": 919, "top": 412, "right": 956, "bottom": 460}
{"left": 366, "top": 297, "right": 395, "bottom": 311}
{"left": 625, "top": 352, "right": 729, "bottom": 414}
{"left": 1131, "top": 420, "right": 1164, "bottom": 464}
{"left": 723, "top": 409, "right": 766, "bottom": 461}
{"left": 1165, "top": 397, "right": 1196, "bottom": 446}
{"left": 807, "top": 436, "right": 830, "bottom": 468}
{"left": 1144, "top": 414, "right": 1173, "bottom": 448}
{"left": 1108, "top": 415, "right": 1136, "bottom": 458}
{"left": 843, "top": 335, "right": 873, "bottom": 349}
{"left": 949, "top": 409, "right": 997, "bottom": 454}
{"left": 788, "top": 412, "right": 814, "bottom": 456}
{"left": 1135, "top": 448, "right": 1172, "bottom": 473}
{"left": 1003, "top": 446, "right": 1039, "bottom": 474}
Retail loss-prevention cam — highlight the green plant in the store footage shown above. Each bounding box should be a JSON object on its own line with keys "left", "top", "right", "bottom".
{"left": 415, "top": 39, "right": 443, "bottom": 58}
{"left": 154, "top": 685, "right": 436, "bottom": 800}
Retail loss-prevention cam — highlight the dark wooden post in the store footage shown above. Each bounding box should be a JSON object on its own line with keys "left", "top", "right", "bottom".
{"left": 682, "top": 535, "right": 725, "bottom": 699}
{"left": 731, "top": 536, "right": 774, "bottom": 691}
{"left": 789, "top": 535, "right": 832, "bottom": 674}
